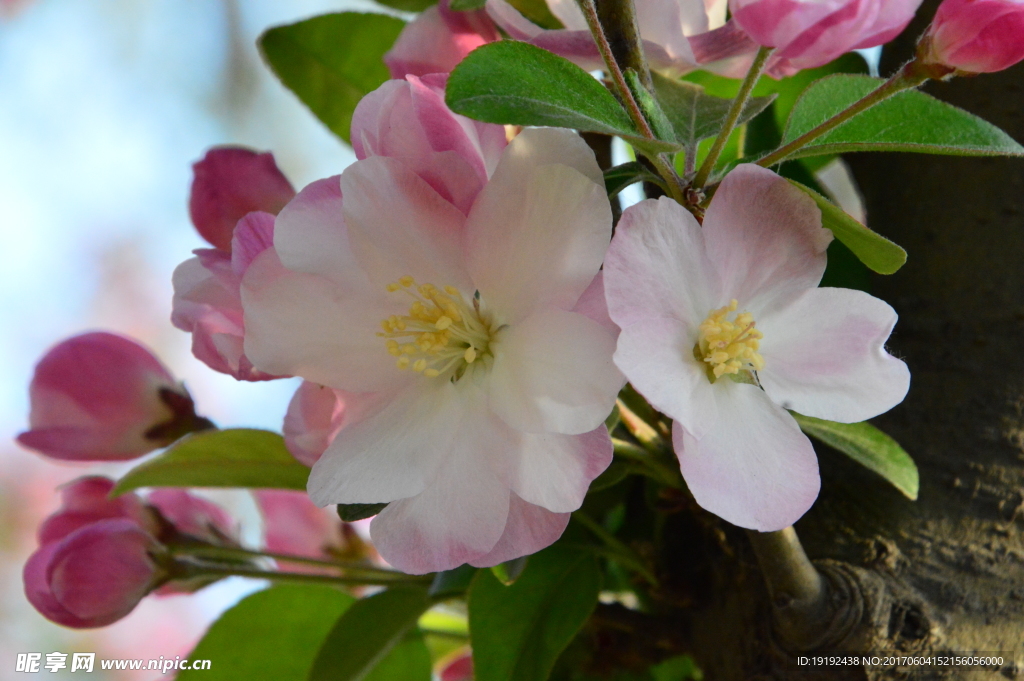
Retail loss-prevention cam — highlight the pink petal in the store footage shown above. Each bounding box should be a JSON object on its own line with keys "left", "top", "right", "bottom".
{"left": 470, "top": 493, "right": 570, "bottom": 567}
{"left": 571, "top": 272, "right": 619, "bottom": 338}
{"left": 231, "top": 211, "right": 276, "bottom": 276}
{"left": 465, "top": 129, "right": 610, "bottom": 324}
{"left": 926, "top": 0, "right": 1024, "bottom": 73}
{"left": 604, "top": 196, "right": 718, "bottom": 330}
{"left": 38, "top": 477, "right": 151, "bottom": 545}
{"left": 757, "top": 287, "right": 910, "bottom": 423}
{"left": 189, "top": 147, "right": 295, "bottom": 252}
{"left": 702, "top": 164, "right": 831, "bottom": 317}
{"left": 384, "top": 5, "right": 495, "bottom": 79}
{"left": 612, "top": 318, "right": 717, "bottom": 438}
{"left": 272, "top": 176, "right": 369, "bottom": 292}
{"left": 283, "top": 381, "right": 347, "bottom": 467}
{"left": 241, "top": 249, "right": 407, "bottom": 393}
{"left": 674, "top": 382, "right": 820, "bottom": 531}
{"left": 487, "top": 307, "right": 622, "bottom": 435}
{"left": 147, "top": 489, "right": 235, "bottom": 543}
{"left": 510, "top": 424, "right": 613, "bottom": 513}
{"left": 341, "top": 156, "right": 473, "bottom": 293}
{"left": 255, "top": 489, "right": 335, "bottom": 559}
{"left": 24, "top": 542, "right": 92, "bottom": 628}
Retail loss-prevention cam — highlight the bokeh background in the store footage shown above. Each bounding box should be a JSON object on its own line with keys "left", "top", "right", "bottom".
{"left": 0, "top": 0, "right": 375, "bottom": 678}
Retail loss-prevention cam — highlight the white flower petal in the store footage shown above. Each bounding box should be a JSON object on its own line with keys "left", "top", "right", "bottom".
{"left": 675, "top": 381, "right": 820, "bottom": 531}
{"left": 307, "top": 381, "right": 465, "bottom": 506}
{"left": 510, "top": 425, "right": 612, "bottom": 513}
{"left": 488, "top": 307, "right": 622, "bottom": 435}
{"left": 470, "top": 493, "right": 571, "bottom": 567}
{"left": 465, "top": 128, "right": 610, "bottom": 324}
{"left": 341, "top": 155, "right": 473, "bottom": 292}
{"left": 604, "top": 197, "right": 718, "bottom": 330}
{"left": 758, "top": 287, "right": 910, "bottom": 423}
{"left": 241, "top": 249, "right": 407, "bottom": 393}
{"left": 703, "top": 164, "right": 832, "bottom": 316}
{"left": 613, "top": 318, "right": 717, "bottom": 438}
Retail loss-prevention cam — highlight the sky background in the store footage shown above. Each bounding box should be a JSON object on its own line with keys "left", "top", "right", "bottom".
{"left": 0, "top": 1, "right": 375, "bottom": 677}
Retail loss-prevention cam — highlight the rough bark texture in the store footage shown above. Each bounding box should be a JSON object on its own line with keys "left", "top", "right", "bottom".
{"left": 646, "top": 11, "right": 1024, "bottom": 680}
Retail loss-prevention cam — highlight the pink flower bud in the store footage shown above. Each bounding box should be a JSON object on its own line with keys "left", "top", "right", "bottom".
{"left": 730, "top": 0, "right": 923, "bottom": 71}
{"left": 24, "top": 519, "right": 161, "bottom": 628}
{"left": 351, "top": 74, "right": 507, "bottom": 215}
{"left": 439, "top": 651, "right": 473, "bottom": 681}
{"left": 384, "top": 0, "right": 499, "bottom": 79}
{"left": 188, "top": 147, "right": 295, "bottom": 252}
{"left": 146, "top": 489, "right": 236, "bottom": 545}
{"left": 37, "top": 477, "right": 153, "bottom": 546}
{"left": 921, "top": 0, "right": 1024, "bottom": 74}
{"left": 172, "top": 211, "right": 283, "bottom": 381}
{"left": 254, "top": 489, "right": 336, "bottom": 559}
{"left": 17, "top": 333, "right": 203, "bottom": 461}
{"left": 283, "top": 381, "right": 347, "bottom": 467}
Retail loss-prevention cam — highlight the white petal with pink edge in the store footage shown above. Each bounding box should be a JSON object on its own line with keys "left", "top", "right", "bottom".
{"left": 757, "top": 287, "right": 910, "bottom": 423}
{"left": 674, "top": 381, "right": 820, "bottom": 532}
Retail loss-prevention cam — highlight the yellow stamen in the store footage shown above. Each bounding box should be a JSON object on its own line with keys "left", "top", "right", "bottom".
{"left": 696, "top": 299, "right": 765, "bottom": 381}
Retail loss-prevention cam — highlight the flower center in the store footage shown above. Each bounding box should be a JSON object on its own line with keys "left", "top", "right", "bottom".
{"left": 378, "top": 276, "right": 495, "bottom": 380}
{"left": 695, "top": 299, "right": 765, "bottom": 382}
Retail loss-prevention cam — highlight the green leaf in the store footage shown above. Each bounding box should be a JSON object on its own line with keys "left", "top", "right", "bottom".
{"left": 178, "top": 585, "right": 354, "bottom": 681}
{"left": 780, "top": 74, "right": 1024, "bottom": 160}
{"left": 374, "top": 0, "right": 435, "bottom": 10}
{"left": 490, "top": 556, "right": 529, "bottom": 585}
{"left": 112, "top": 429, "right": 309, "bottom": 495}
{"left": 337, "top": 502, "right": 389, "bottom": 521}
{"left": 446, "top": 41, "right": 640, "bottom": 139}
{"left": 624, "top": 70, "right": 676, "bottom": 144}
{"left": 788, "top": 179, "right": 907, "bottom": 275}
{"left": 449, "top": 0, "right": 486, "bottom": 9}
{"left": 652, "top": 72, "right": 774, "bottom": 150}
{"left": 430, "top": 564, "right": 478, "bottom": 599}
{"left": 652, "top": 654, "right": 703, "bottom": 681}
{"left": 309, "top": 586, "right": 433, "bottom": 681}
{"left": 604, "top": 162, "right": 662, "bottom": 198}
{"left": 364, "top": 634, "right": 432, "bottom": 681}
{"left": 259, "top": 13, "right": 405, "bottom": 144}
{"left": 792, "top": 413, "right": 919, "bottom": 500}
{"left": 588, "top": 458, "right": 633, "bottom": 492}
{"left": 469, "top": 546, "right": 601, "bottom": 681}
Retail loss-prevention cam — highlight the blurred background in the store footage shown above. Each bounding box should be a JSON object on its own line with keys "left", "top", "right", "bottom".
{"left": 0, "top": 0, "right": 378, "bottom": 677}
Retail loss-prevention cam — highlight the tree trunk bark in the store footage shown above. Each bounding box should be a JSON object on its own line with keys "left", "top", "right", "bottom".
{"left": 654, "top": 10, "right": 1024, "bottom": 679}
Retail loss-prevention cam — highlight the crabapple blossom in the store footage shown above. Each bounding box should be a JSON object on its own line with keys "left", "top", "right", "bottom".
{"left": 604, "top": 164, "right": 910, "bottom": 531}
{"left": 283, "top": 382, "right": 347, "bottom": 467}
{"left": 173, "top": 147, "right": 296, "bottom": 382}
{"left": 188, "top": 147, "right": 296, "bottom": 252}
{"left": 385, "top": 0, "right": 500, "bottom": 79}
{"left": 730, "top": 0, "right": 923, "bottom": 72}
{"left": 486, "top": 0, "right": 759, "bottom": 76}
{"left": 24, "top": 518, "right": 162, "bottom": 629}
{"left": 241, "top": 127, "right": 622, "bottom": 573}
{"left": 17, "top": 333, "right": 203, "bottom": 462}
{"left": 920, "top": 0, "right": 1024, "bottom": 74}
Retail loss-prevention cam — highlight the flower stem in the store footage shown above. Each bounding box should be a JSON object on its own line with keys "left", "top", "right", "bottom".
{"left": 572, "top": 511, "right": 659, "bottom": 585}
{"left": 691, "top": 45, "right": 772, "bottom": 189}
{"left": 168, "top": 544, "right": 407, "bottom": 579}
{"left": 179, "top": 563, "right": 432, "bottom": 587}
{"left": 756, "top": 60, "right": 930, "bottom": 168}
{"left": 575, "top": 0, "right": 687, "bottom": 203}
{"left": 612, "top": 437, "right": 682, "bottom": 487}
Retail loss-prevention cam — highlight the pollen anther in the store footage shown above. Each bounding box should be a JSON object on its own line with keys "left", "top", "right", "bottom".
{"left": 697, "top": 299, "right": 765, "bottom": 381}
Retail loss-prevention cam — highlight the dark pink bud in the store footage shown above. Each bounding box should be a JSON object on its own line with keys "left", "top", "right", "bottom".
{"left": 922, "top": 0, "right": 1024, "bottom": 74}
{"left": 440, "top": 651, "right": 473, "bottom": 681}
{"left": 24, "top": 519, "right": 160, "bottom": 628}
{"left": 146, "top": 489, "right": 235, "bottom": 544}
{"left": 188, "top": 147, "right": 295, "bottom": 252}
{"left": 17, "top": 333, "right": 203, "bottom": 461}
{"left": 37, "top": 477, "right": 153, "bottom": 545}
{"left": 283, "top": 381, "right": 347, "bottom": 467}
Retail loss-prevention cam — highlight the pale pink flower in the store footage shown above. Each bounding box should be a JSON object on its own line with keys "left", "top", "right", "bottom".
{"left": 604, "top": 164, "right": 910, "bottom": 531}
{"left": 731, "top": 0, "right": 923, "bottom": 72}
{"left": 385, "top": 0, "right": 500, "bottom": 78}
{"left": 242, "top": 127, "right": 622, "bottom": 573}
{"left": 283, "top": 382, "right": 347, "bottom": 467}
{"left": 351, "top": 73, "right": 507, "bottom": 216}
{"left": 920, "top": 0, "right": 1024, "bottom": 74}
{"left": 188, "top": 147, "right": 296, "bottom": 252}
{"left": 486, "top": 0, "right": 758, "bottom": 76}
{"left": 17, "top": 333, "right": 203, "bottom": 461}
